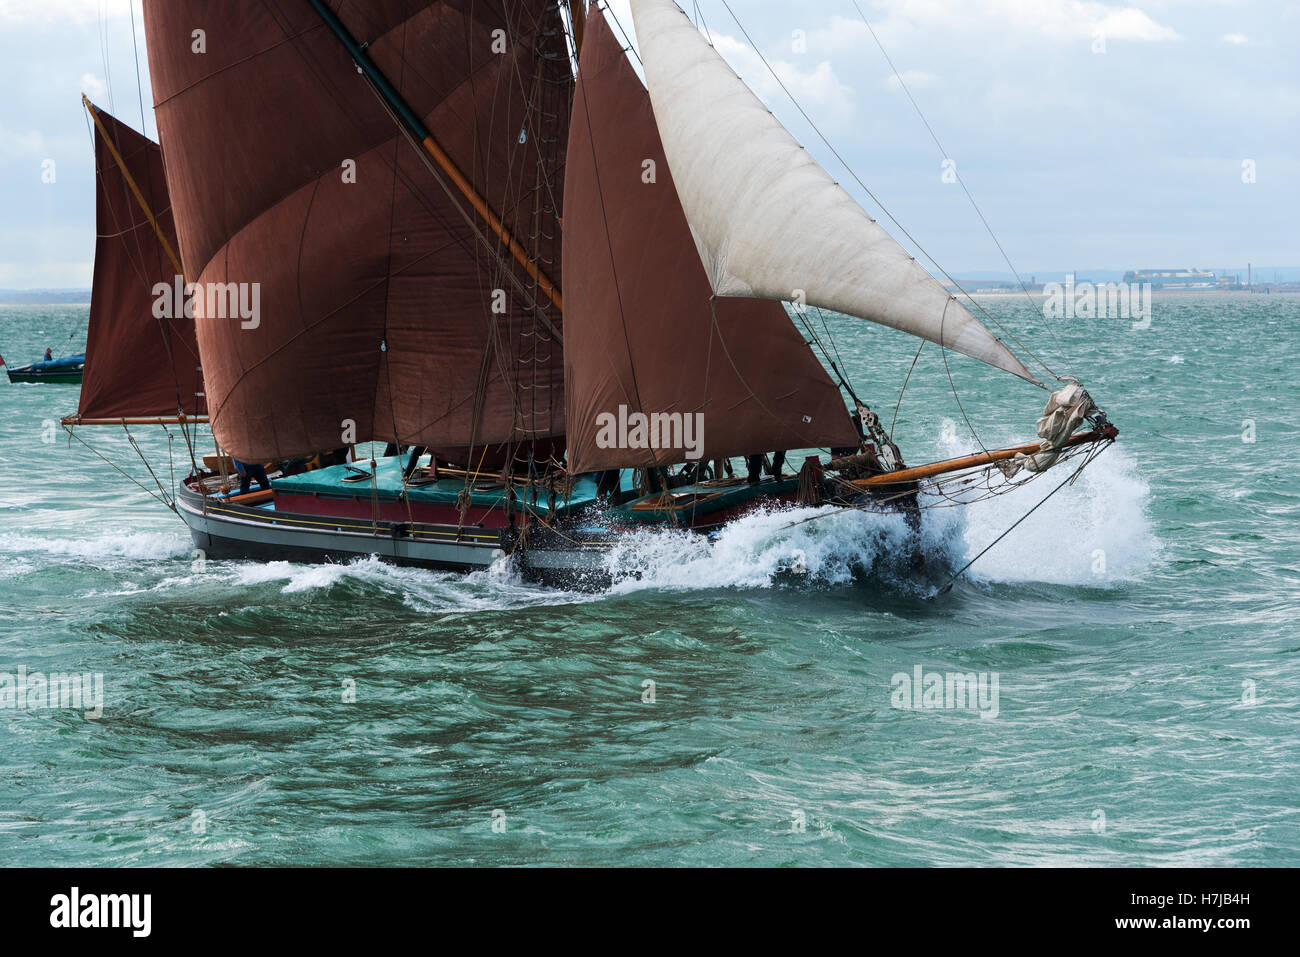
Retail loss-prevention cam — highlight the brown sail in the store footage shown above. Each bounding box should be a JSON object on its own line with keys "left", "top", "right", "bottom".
{"left": 562, "top": 10, "right": 858, "bottom": 473}
{"left": 74, "top": 104, "right": 204, "bottom": 422}
{"left": 141, "top": 0, "right": 570, "bottom": 460}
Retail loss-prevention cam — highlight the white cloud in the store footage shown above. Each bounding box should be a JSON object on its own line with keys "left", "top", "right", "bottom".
{"left": 1086, "top": 6, "right": 1181, "bottom": 42}
{"left": 0, "top": 261, "right": 93, "bottom": 287}
{"left": 711, "top": 33, "right": 856, "bottom": 128}
{"left": 885, "top": 69, "right": 939, "bottom": 92}
{"left": 840, "top": 0, "right": 1181, "bottom": 45}
{"left": 1220, "top": 32, "right": 1248, "bottom": 45}
{"left": 80, "top": 71, "right": 107, "bottom": 101}
{"left": 595, "top": 4, "right": 856, "bottom": 129}
{"left": 0, "top": 124, "right": 46, "bottom": 161}
{"left": 0, "top": 0, "right": 114, "bottom": 25}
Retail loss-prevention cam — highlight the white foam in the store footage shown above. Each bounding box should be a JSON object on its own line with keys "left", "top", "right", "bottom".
{"left": 934, "top": 437, "right": 1157, "bottom": 586}
{"left": 0, "top": 530, "right": 191, "bottom": 562}
{"left": 599, "top": 438, "right": 1154, "bottom": 593}
{"left": 603, "top": 503, "right": 945, "bottom": 593}
{"left": 233, "top": 560, "right": 350, "bottom": 593}
{"left": 0, "top": 557, "right": 34, "bottom": 580}
{"left": 226, "top": 554, "right": 585, "bottom": 611}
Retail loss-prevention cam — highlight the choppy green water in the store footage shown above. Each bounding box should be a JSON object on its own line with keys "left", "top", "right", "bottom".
{"left": 2, "top": 295, "right": 1297, "bottom": 866}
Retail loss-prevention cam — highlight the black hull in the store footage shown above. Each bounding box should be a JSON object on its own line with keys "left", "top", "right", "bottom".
{"left": 176, "top": 480, "right": 922, "bottom": 592}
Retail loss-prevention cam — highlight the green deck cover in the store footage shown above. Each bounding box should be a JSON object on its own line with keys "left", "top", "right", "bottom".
{"left": 271, "top": 455, "right": 626, "bottom": 516}
{"left": 272, "top": 456, "right": 781, "bottom": 527}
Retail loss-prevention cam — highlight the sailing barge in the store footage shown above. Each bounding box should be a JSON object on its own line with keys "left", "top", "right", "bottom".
{"left": 67, "top": 0, "right": 1116, "bottom": 590}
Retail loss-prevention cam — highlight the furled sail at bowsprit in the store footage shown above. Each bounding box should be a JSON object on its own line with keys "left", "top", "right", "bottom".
{"left": 562, "top": 9, "right": 858, "bottom": 474}
{"left": 626, "top": 0, "right": 1038, "bottom": 384}
{"left": 73, "top": 102, "right": 205, "bottom": 422}
{"left": 141, "top": 0, "right": 571, "bottom": 460}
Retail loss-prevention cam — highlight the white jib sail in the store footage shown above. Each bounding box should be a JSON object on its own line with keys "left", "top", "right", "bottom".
{"left": 627, "top": 0, "right": 1039, "bottom": 384}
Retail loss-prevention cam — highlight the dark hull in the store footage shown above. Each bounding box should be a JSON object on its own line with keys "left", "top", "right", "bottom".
{"left": 177, "top": 483, "right": 658, "bottom": 588}
{"left": 178, "top": 485, "right": 508, "bottom": 574}
{"left": 4, "top": 354, "right": 85, "bottom": 383}
{"left": 6, "top": 369, "right": 83, "bottom": 384}
{"left": 177, "top": 476, "right": 919, "bottom": 591}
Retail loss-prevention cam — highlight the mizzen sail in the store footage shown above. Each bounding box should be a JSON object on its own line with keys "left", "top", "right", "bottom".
{"left": 627, "top": 0, "right": 1038, "bottom": 384}
{"left": 562, "top": 10, "right": 858, "bottom": 473}
{"left": 74, "top": 103, "right": 205, "bottom": 422}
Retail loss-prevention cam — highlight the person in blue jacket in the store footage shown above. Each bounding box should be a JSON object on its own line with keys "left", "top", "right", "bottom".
{"left": 231, "top": 458, "right": 271, "bottom": 496}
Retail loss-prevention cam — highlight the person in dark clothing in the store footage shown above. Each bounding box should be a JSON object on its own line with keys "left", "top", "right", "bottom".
{"left": 595, "top": 468, "right": 623, "bottom": 503}
{"left": 42, "top": 348, "right": 53, "bottom": 362}
{"left": 232, "top": 458, "right": 271, "bottom": 496}
{"left": 769, "top": 450, "right": 786, "bottom": 480}
{"left": 745, "top": 450, "right": 787, "bottom": 484}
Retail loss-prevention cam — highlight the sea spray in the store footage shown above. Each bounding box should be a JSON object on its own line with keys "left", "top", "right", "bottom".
{"left": 934, "top": 440, "right": 1157, "bottom": 586}
{"left": 602, "top": 503, "right": 957, "bottom": 593}
{"left": 0, "top": 530, "right": 191, "bottom": 562}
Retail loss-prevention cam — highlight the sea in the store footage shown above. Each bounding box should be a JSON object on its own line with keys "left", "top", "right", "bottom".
{"left": 1, "top": 293, "right": 1297, "bottom": 866}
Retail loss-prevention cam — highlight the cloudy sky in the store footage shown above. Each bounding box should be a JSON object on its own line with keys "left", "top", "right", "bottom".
{"left": 0, "top": 0, "right": 1295, "bottom": 287}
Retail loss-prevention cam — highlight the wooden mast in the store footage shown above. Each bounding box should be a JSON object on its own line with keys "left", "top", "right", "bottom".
{"left": 567, "top": 0, "right": 586, "bottom": 53}
{"left": 307, "top": 0, "right": 564, "bottom": 313}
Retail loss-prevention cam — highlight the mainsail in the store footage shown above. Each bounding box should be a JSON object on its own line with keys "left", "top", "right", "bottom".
{"left": 563, "top": 9, "right": 858, "bottom": 473}
{"left": 627, "top": 0, "right": 1038, "bottom": 384}
{"left": 141, "top": 0, "right": 572, "bottom": 460}
{"left": 74, "top": 102, "right": 205, "bottom": 422}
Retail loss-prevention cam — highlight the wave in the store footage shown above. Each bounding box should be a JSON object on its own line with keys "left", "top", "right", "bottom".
{"left": 602, "top": 503, "right": 947, "bottom": 593}
{"left": 600, "top": 439, "right": 1155, "bottom": 593}
{"left": 0, "top": 530, "right": 191, "bottom": 562}
{"left": 227, "top": 554, "right": 585, "bottom": 612}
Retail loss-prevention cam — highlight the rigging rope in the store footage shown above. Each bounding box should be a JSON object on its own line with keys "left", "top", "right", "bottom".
{"left": 889, "top": 339, "right": 925, "bottom": 441}
{"left": 712, "top": 0, "right": 1057, "bottom": 384}
{"left": 63, "top": 425, "right": 177, "bottom": 513}
{"left": 128, "top": 0, "right": 147, "bottom": 134}
{"left": 930, "top": 440, "right": 1110, "bottom": 595}
{"left": 845, "top": 0, "right": 1068, "bottom": 364}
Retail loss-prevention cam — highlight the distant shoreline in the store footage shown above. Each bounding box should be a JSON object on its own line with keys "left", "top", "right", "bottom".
{"left": 964, "top": 288, "right": 1300, "bottom": 298}
{"left": 0, "top": 293, "right": 91, "bottom": 306}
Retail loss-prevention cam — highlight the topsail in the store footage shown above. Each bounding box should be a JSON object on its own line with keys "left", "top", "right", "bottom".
{"left": 627, "top": 0, "right": 1038, "bottom": 384}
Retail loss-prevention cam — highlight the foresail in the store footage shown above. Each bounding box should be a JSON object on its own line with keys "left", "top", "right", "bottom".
{"left": 627, "top": 0, "right": 1039, "bottom": 384}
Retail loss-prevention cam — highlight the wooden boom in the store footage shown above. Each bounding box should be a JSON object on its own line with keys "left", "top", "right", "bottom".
{"left": 62, "top": 415, "right": 209, "bottom": 427}
{"left": 852, "top": 426, "right": 1117, "bottom": 489}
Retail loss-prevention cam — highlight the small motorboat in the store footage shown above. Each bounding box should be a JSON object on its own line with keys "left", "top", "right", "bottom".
{"left": 2, "top": 353, "right": 85, "bottom": 384}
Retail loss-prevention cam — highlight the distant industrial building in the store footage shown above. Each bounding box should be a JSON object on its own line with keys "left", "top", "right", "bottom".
{"left": 1122, "top": 268, "right": 1218, "bottom": 289}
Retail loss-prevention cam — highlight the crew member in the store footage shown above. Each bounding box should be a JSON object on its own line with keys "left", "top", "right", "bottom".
{"left": 745, "top": 451, "right": 787, "bottom": 485}
{"left": 232, "top": 458, "right": 271, "bottom": 496}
